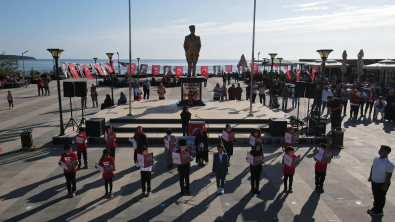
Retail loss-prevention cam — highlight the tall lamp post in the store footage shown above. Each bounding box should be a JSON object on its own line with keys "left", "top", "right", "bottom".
{"left": 269, "top": 53, "right": 277, "bottom": 107}
{"left": 248, "top": 0, "right": 257, "bottom": 117}
{"left": 137, "top": 58, "right": 140, "bottom": 74}
{"left": 258, "top": 52, "right": 260, "bottom": 72}
{"left": 128, "top": 0, "right": 133, "bottom": 116}
{"left": 116, "top": 52, "right": 120, "bottom": 75}
{"left": 316, "top": 49, "right": 333, "bottom": 136}
{"left": 278, "top": 58, "right": 283, "bottom": 75}
{"left": 106, "top": 53, "right": 114, "bottom": 106}
{"left": 93, "top": 58, "right": 98, "bottom": 85}
{"left": 262, "top": 58, "right": 266, "bottom": 72}
{"left": 47, "top": 49, "right": 65, "bottom": 136}
{"left": 22, "top": 50, "right": 29, "bottom": 78}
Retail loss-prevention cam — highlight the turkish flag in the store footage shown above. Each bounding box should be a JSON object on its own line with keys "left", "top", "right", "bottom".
{"left": 83, "top": 64, "right": 92, "bottom": 79}
{"left": 312, "top": 67, "right": 316, "bottom": 82}
{"left": 273, "top": 63, "right": 278, "bottom": 69}
{"left": 68, "top": 63, "right": 80, "bottom": 79}
{"left": 95, "top": 64, "right": 105, "bottom": 76}
{"left": 225, "top": 65, "right": 232, "bottom": 73}
{"left": 250, "top": 63, "right": 259, "bottom": 74}
{"left": 151, "top": 65, "right": 160, "bottom": 75}
{"left": 104, "top": 62, "right": 114, "bottom": 73}
{"left": 127, "top": 63, "right": 137, "bottom": 74}
{"left": 175, "top": 66, "right": 183, "bottom": 77}
{"left": 296, "top": 69, "right": 300, "bottom": 82}
{"left": 200, "top": 66, "right": 208, "bottom": 77}
{"left": 284, "top": 67, "right": 291, "bottom": 80}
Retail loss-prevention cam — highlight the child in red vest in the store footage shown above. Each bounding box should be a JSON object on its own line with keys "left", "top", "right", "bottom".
{"left": 58, "top": 144, "right": 79, "bottom": 198}
{"left": 104, "top": 126, "right": 117, "bottom": 160}
{"left": 282, "top": 146, "right": 298, "bottom": 193}
{"left": 314, "top": 143, "right": 331, "bottom": 192}
{"left": 97, "top": 149, "right": 116, "bottom": 198}
{"left": 284, "top": 127, "right": 298, "bottom": 149}
{"left": 73, "top": 127, "right": 90, "bottom": 169}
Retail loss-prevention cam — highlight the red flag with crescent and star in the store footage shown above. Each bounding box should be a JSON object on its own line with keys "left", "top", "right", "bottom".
{"left": 68, "top": 63, "right": 80, "bottom": 79}
{"left": 151, "top": 65, "right": 160, "bottom": 75}
{"left": 83, "top": 64, "right": 93, "bottom": 79}
{"left": 273, "top": 63, "right": 278, "bottom": 69}
{"left": 250, "top": 63, "right": 259, "bottom": 74}
{"left": 296, "top": 69, "right": 300, "bottom": 82}
{"left": 104, "top": 62, "right": 114, "bottom": 73}
{"left": 200, "top": 66, "right": 208, "bottom": 77}
{"left": 127, "top": 63, "right": 137, "bottom": 74}
{"left": 284, "top": 67, "right": 291, "bottom": 80}
{"left": 225, "top": 65, "right": 232, "bottom": 73}
{"left": 312, "top": 67, "right": 316, "bottom": 82}
{"left": 95, "top": 64, "right": 105, "bottom": 76}
{"left": 175, "top": 66, "right": 183, "bottom": 77}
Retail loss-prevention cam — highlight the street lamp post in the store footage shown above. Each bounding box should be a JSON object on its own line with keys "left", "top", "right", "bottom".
{"left": 278, "top": 58, "right": 283, "bottom": 76}
{"left": 47, "top": 49, "right": 65, "bottom": 136}
{"left": 137, "top": 58, "right": 140, "bottom": 74}
{"left": 128, "top": 0, "right": 133, "bottom": 116}
{"left": 22, "top": 50, "right": 28, "bottom": 78}
{"left": 263, "top": 58, "right": 266, "bottom": 72}
{"left": 258, "top": 52, "right": 260, "bottom": 72}
{"left": 269, "top": 53, "right": 277, "bottom": 107}
{"left": 106, "top": 53, "right": 114, "bottom": 106}
{"left": 116, "top": 52, "right": 120, "bottom": 75}
{"left": 248, "top": 0, "right": 257, "bottom": 117}
{"left": 93, "top": 58, "right": 98, "bottom": 85}
{"left": 316, "top": 49, "right": 333, "bottom": 136}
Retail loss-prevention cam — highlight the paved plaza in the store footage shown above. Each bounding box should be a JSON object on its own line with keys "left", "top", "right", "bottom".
{"left": 1, "top": 77, "right": 395, "bottom": 221}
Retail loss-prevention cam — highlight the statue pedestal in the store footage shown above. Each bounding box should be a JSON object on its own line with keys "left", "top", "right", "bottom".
{"left": 177, "top": 77, "right": 206, "bottom": 106}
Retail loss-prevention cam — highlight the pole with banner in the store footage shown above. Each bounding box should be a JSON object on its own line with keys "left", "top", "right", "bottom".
{"left": 128, "top": 0, "right": 133, "bottom": 116}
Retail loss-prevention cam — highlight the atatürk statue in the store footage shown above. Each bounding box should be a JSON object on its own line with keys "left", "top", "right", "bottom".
{"left": 184, "top": 25, "right": 201, "bottom": 77}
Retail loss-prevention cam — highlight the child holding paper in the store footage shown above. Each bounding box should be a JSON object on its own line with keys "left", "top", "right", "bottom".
{"left": 282, "top": 146, "right": 298, "bottom": 193}
{"left": 212, "top": 143, "right": 228, "bottom": 194}
{"left": 195, "top": 126, "right": 208, "bottom": 166}
{"left": 222, "top": 124, "right": 235, "bottom": 167}
{"left": 73, "top": 127, "right": 90, "bottom": 169}
{"left": 174, "top": 139, "right": 193, "bottom": 195}
{"left": 58, "top": 144, "right": 79, "bottom": 198}
{"left": 314, "top": 143, "right": 331, "bottom": 192}
{"left": 250, "top": 127, "right": 262, "bottom": 149}
{"left": 284, "top": 127, "right": 298, "bottom": 149}
{"left": 104, "top": 125, "right": 117, "bottom": 160}
{"left": 249, "top": 141, "right": 264, "bottom": 194}
{"left": 139, "top": 147, "right": 155, "bottom": 197}
{"left": 96, "top": 149, "right": 115, "bottom": 198}
{"left": 163, "top": 129, "right": 176, "bottom": 168}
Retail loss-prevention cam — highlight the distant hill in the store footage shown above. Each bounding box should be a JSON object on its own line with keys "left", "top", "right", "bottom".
{"left": 0, "top": 55, "right": 36, "bottom": 60}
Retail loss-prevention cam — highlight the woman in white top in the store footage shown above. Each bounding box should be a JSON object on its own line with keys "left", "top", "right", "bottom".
{"left": 374, "top": 96, "right": 386, "bottom": 120}
{"left": 321, "top": 86, "right": 333, "bottom": 111}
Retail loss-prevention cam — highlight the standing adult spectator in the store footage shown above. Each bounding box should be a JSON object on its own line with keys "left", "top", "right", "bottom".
{"left": 252, "top": 81, "right": 258, "bottom": 103}
{"left": 334, "top": 84, "right": 342, "bottom": 99}
{"left": 258, "top": 82, "right": 266, "bottom": 106}
{"left": 7, "top": 91, "right": 14, "bottom": 109}
{"left": 180, "top": 106, "right": 191, "bottom": 136}
{"left": 235, "top": 71, "right": 239, "bottom": 83}
{"left": 143, "top": 79, "right": 151, "bottom": 100}
{"left": 227, "top": 73, "right": 231, "bottom": 85}
{"left": 221, "top": 84, "right": 227, "bottom": 100}
{"left": 43, "top": 78, "right": 50, "bottom": 96}
{"left": 133, "top": 126, "right": 148, "bottom": 167}
{"left": 246, "top": 83, "right": 251, "bottom": 101}
{"left": 213, "top": 83, "right": 222, "bottom": 101}
{"left": 365, "top": 87, "right": 376, "bottom": 116}
{"left": 350, "top": 89, "right": 360, "bottom": 118}
{"left": 157, "top": 83, "right": 166, "bottom": 100}
{"left": 165, "top": 68, "right": 172, "bottom": 87}
{"left": 235, "top": 83, "right": 243, "bottom": 100}
{"left": 358, "top": 87, "right": 367, "bottom": 117}
{"left": 312, "top": 85, "right": 322, "bottom": 110}
{"left": 222, "top": 73, "right": 227, "bottom": 86}
{"left": 321, "top": 86, "right": 333, "bottom": 111}
{"left": 374, "top": 96, "right": 386, "bottom": 120}
{"left": 90, "top": 84, "right": 98, "bottom": 108}
{"left": 281, "top": 85, "right": 290, "bottom": 111}
{"left": 326, "top": 95, "right": 343, "bottom": 131}
{"left": 228, "top": 84, "right": 236, "bottom": 100}
{"left": 340, "top": 85, "right": 350, "bottom": 116}
{"left": 36, "top": 77, "right": 44, "bottom": 96}
{"left": 194, "top": 126, "right": 208, "bottom": 166}
{"left": 291, "top": 86, "right": 297, "bottom": 109}
{"left": 385, "top": 90, "right": 395, "bottom": 122}
{"left": 368, "top": 145, "right": 394, "bottom": 216}
{"left": 132, "top": 79, "right": 139, "bottom": 90}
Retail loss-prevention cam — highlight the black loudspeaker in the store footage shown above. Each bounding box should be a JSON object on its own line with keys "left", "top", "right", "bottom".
{"left": 295, "top": 81, "right": 306, "bottom": 97}
{"left": 63, "top": 82, "right": 75, "bottom": 97}
{"left": 86, "top": 118, "right": 105, "bottom": 137}
{"left": 309, "top": 117, "right": 327, "bottom": 135}
{"left": 75, "top": 81, "right": 87, "bottom": 97}
{"left": 269, "top": 118, "right": 287, "bottom": 136}
{"left": 332, "top": 129, "right": 344, "bottom": 147}
{"left": 305, "top": 83, "right": 317, "bottom": 99}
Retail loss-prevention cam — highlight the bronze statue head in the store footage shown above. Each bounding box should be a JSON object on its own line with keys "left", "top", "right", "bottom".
{"left": 189, "top": 25, "right": 195, "bottom": 34}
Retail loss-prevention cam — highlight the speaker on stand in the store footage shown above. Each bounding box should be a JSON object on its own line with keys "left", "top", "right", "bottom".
{"left": 75, "top": 81, "right": 88, "bottom": 127}
{"left": 63, "top": 82, "right": 79, "bottom": 132}
{"left": 304, "top": 83, "right": 318, "bottom": 135}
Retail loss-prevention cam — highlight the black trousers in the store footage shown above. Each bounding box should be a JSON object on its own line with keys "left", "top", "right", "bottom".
{"left": 365, "top": 102, "right": 374, "bottom": 115}
{"left": 8, "top": 101, "right": 13, "bottom": 108}
{"left": 284, "top": 174, "right": 293, "bottom": 189}
{"left": 104, "top": 177, "right": 113, "bottom": 193}
{"left": 77, "top": 150, "right": 88, "bottom": 166}
{"left": 44, "top": 87, "right": 50, "bottom": 95}
{"left": 134, "top": 149, "right": 138, "bottom": 163}
{"left": 37, "top": 86, "right": 43, "bottom": 95}
{"left": 322, "top": 102, "right": 328, "bottom": 111}
{"left": 259, "top": 94, "right": 265, "bottom": 105}
{"left": 64, "top": 172, "right": 76, "bottom": 193}
{"left": 141, "top": 171, "right": 152, "bottom": 192}
{"left": 371, "top": 181, "right": 391, "bottom": 213}
{"left": 228, "top": 78, "right": 230, "bottom": 85}
{"left": 315, "top": 171, "right": 326, "bottom": 187}
{"left": 143, "top": 89, "right": 150, "bottom": 100}
{"left": 341, "top": 100, "right": 348, "bottom": 115}
{"left": 216, "top": 172, "right": 226, "bottom": 188}
{"left": 109, "top": 148, "right": 116, "bottom": 161}
{"left": 359, "top": 102, "right": 365, "bottom": 116}
{"left": 223, "top": 80, "right": 226, "bottom": 85}
{"left": 350, "top": 105, "right": 359, "bottom": 117}
{"left": 246, "top": 92, "right": 250, "bottom": 100}
{"left": 331, "top": 114, "right": 342, "bottom": 129}
{"left": 252, "top": 94, "right": 257, "bottom": 103}
{"left": 250, "top": 166, "right": 262, "bottom": 190}
{"left": 179, "top": 170, "right": 190, "bottom": 191}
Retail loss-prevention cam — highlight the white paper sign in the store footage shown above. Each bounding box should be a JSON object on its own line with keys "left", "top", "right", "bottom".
{"left": 95, "top": 163, "right": 104, "bottom": 173}
{"left": 137, "top": 153, "right": 145, "bottom": 167}
{"left": 246, "top": 152, "right": 254, "bottom": 164}
{"left": 75, "top": 137, "right": 84, "bottom": 144}
{"left": 222, "top": 131, "right": 228, "bottom": 140}
{"left": 283, "top": 154, "right": 293, "bottom": 167}
{"left": 250, "top": 135, "right": 262, "bottom": 146}
{"left": 172, "top": 152, "right": 181, "bottom": 165}
{"left": 314, "top": 148, "right": 324, "bottom": 161}
{"left": 284, "top": 132, "right": 292, "bottom": 144}
{"left": 59, "top": 161, "right": 68, "bottom": 170}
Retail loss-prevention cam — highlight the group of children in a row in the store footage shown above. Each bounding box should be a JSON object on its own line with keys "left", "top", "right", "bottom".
{"left": 59, "top": 125, "right": 331, "bottom": 199}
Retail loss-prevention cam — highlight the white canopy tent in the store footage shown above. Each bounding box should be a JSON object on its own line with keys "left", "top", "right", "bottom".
{"left": 305, "top": 59, "right": 349, "bottom": 81}
{"left": 363, "top": 59, "right": 395, "bottom": 87}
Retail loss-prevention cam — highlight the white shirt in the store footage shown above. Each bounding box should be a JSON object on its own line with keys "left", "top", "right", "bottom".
{"left": 252, "top": 84, "right": 259, "bottom": 94}
{"left": 134, "top": 88, "right": 142, "bottom": 96}
{"left": 218, "top": 153, "right": 223, "bottom": 163}
{"left": 358, "top": 92, "right": 367, "bottom": 99}
{"left": 322, "top": 90, "right": 333, "bottom": 102}
{"left": 371, "top": 156, "right": 395, "bottom": 183}
{"left": 374, "top": 100, "right": 386, "bottom": 109}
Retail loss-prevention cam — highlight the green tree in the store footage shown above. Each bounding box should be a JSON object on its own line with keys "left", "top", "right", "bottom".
{"left": 0, "top": 51, "right": 19, "bottom": 76}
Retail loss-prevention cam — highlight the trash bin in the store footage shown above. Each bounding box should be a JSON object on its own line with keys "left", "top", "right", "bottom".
{"left": 19, "top": 129, "right": 34, "bottom": 149}
{"left": 332, "top": 128, "right": 344, "bottom": 148}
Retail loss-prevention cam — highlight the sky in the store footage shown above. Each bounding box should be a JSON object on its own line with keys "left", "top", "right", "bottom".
{"left": 1, "top": 0, "right": 395, "bottom": 61}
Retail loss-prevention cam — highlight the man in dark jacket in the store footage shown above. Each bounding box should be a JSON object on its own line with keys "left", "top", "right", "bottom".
{"left": 228, "top": 84, "right": 236, "bottom": 100}
{"left": 212, "top": 143, "right": 228, "bottom": 194}
{"left": 235, "top": 83, "right": 243, "bottom": 100}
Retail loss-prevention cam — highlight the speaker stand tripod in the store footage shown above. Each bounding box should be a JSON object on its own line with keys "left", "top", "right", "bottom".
{"left": 79, "top": 101, "right": 86, "bottom": 127}
{"left": 299, "top": 98, "right": 316, "bottom": 136}
{"left": 64, "top": 97, "right": 79, "bottom": 132}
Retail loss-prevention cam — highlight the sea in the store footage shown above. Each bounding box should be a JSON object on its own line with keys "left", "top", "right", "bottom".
{"left": 17, "top": 59, "right": 291, "bottom": 74}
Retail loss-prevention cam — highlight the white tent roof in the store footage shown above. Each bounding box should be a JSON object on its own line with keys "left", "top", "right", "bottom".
{"left": 363, "top": 59, "right": 395, "bottom": 69}
{"left": 304, "top": 59, "right": 349, "bottom": 68}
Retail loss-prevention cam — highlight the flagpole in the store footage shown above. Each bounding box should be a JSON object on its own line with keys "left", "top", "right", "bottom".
{"left": 248, "top": 0, "right": 256, "bottom": 117}
{"left": 127, "top": 0, "right": 133, "bottom": 116}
